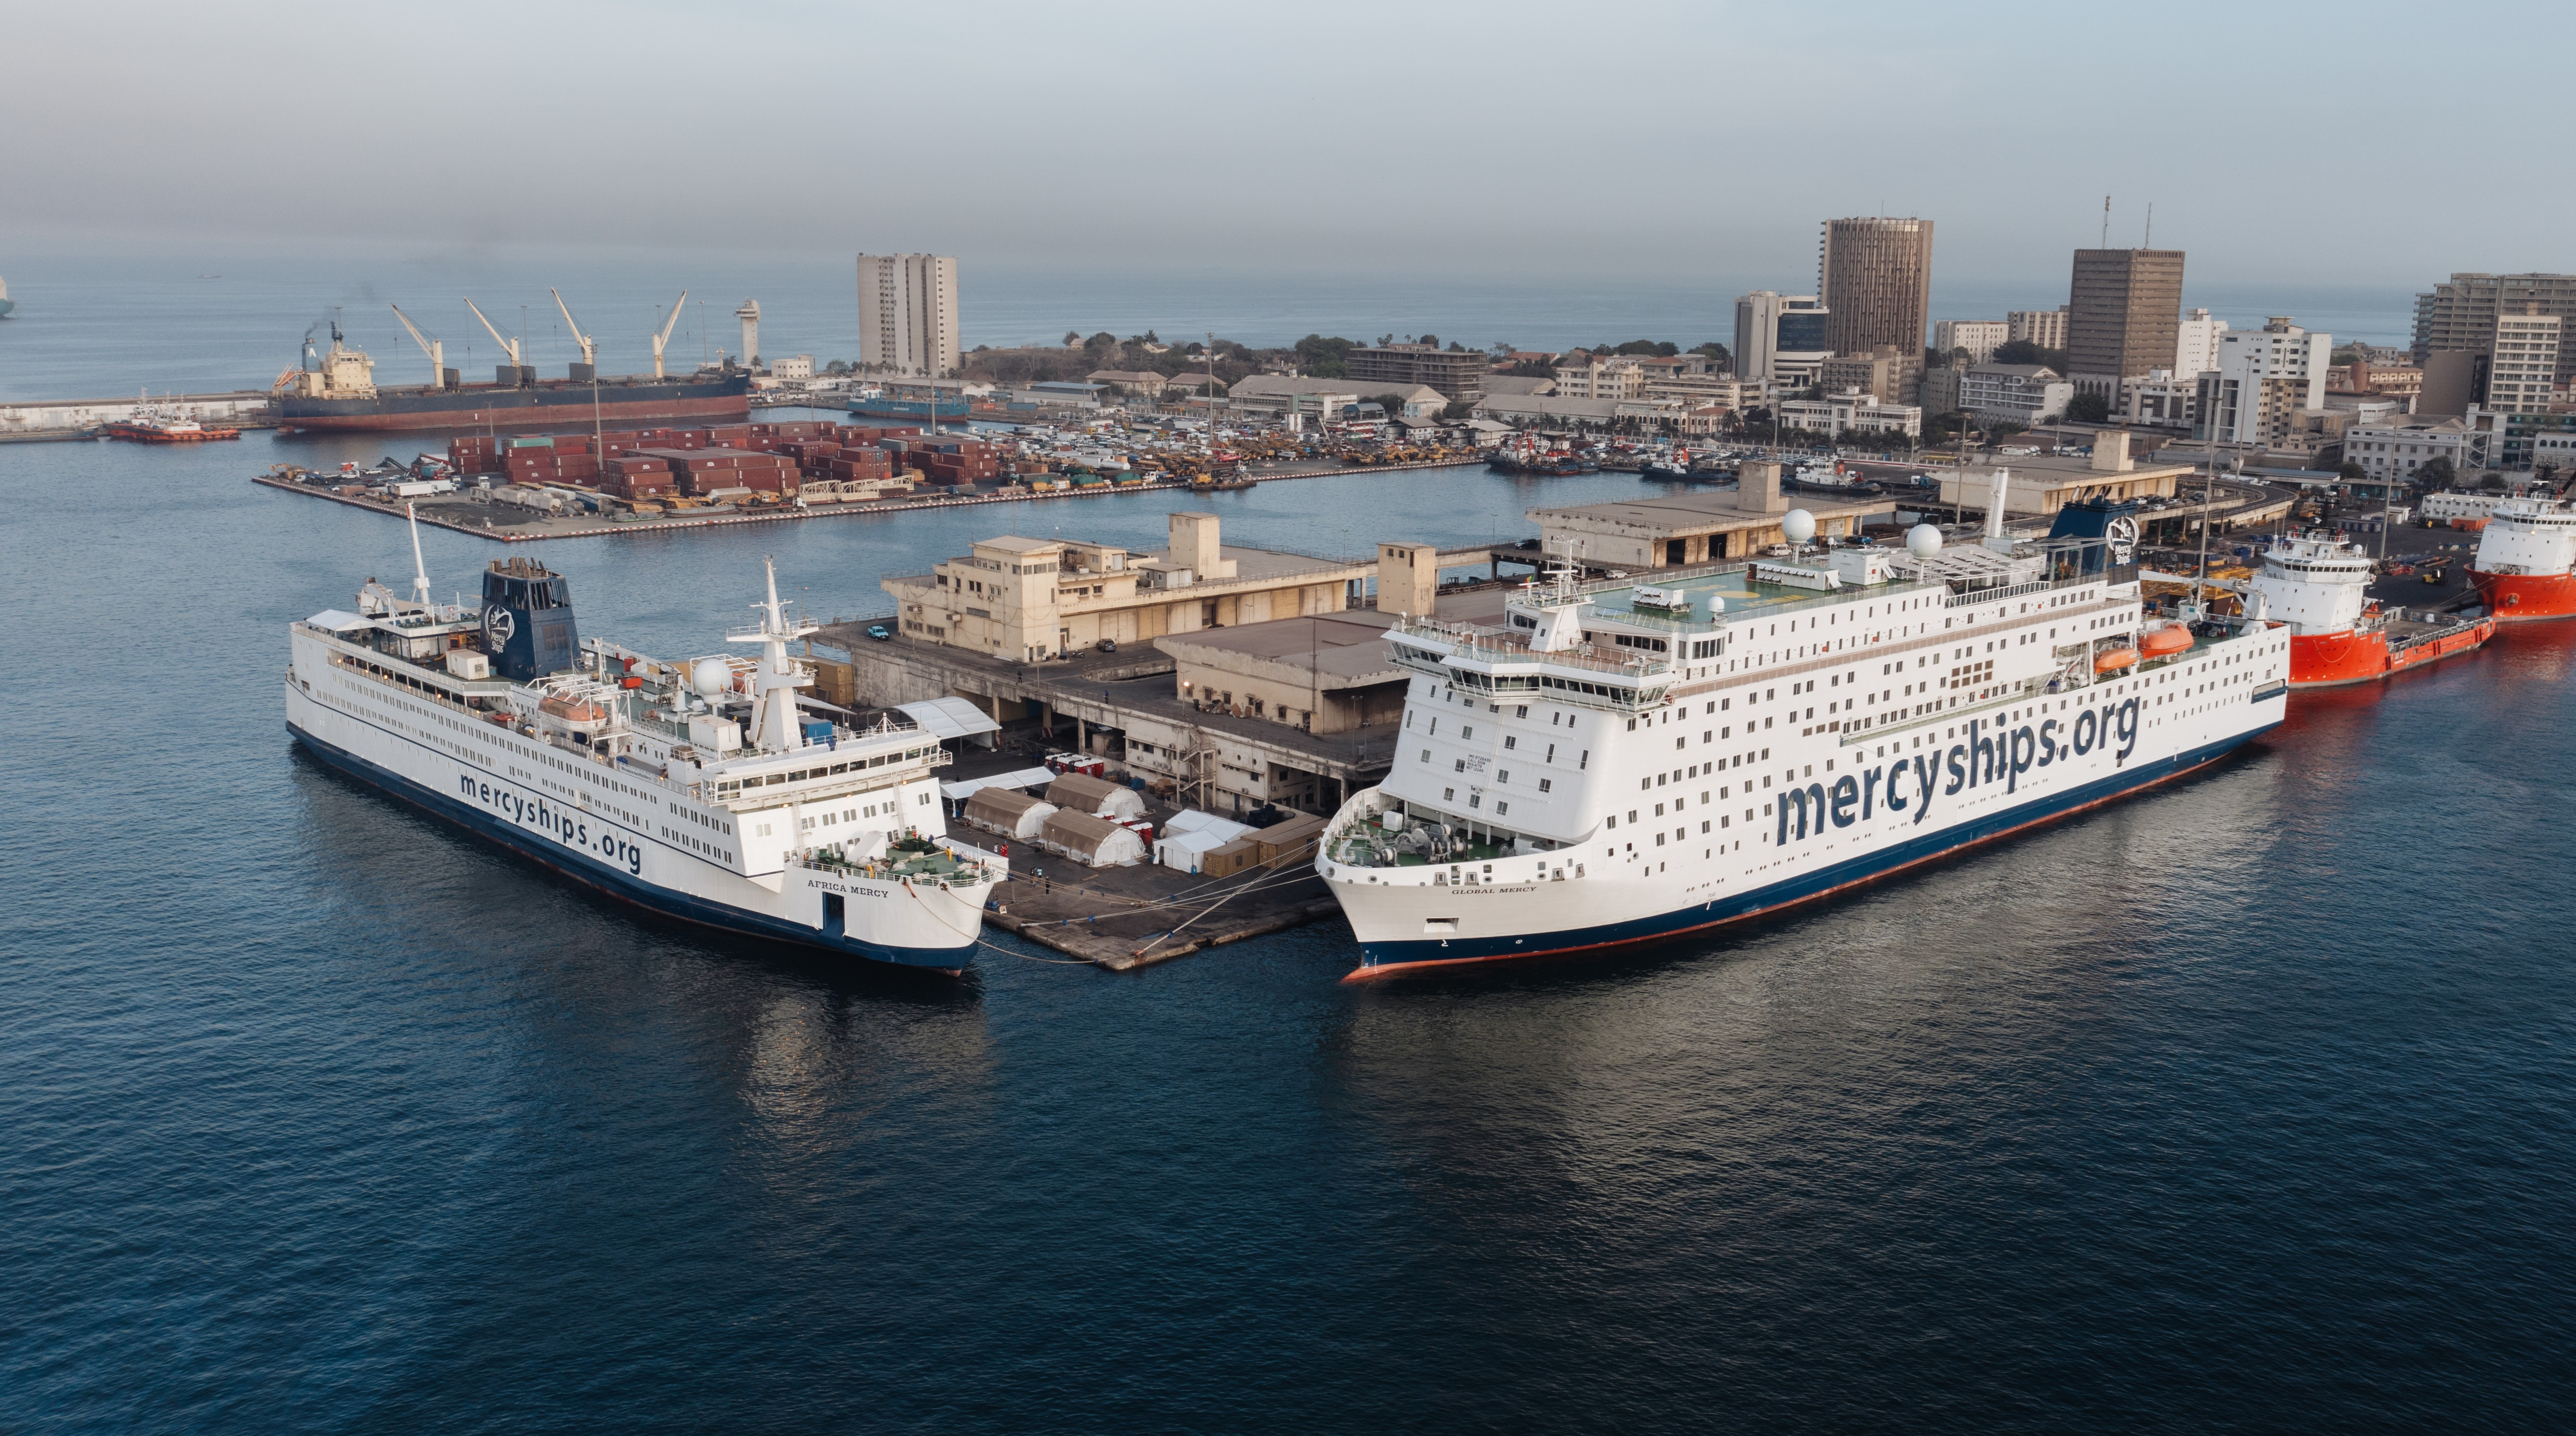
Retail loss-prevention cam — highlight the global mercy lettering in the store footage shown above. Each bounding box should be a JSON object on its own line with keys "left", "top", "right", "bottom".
{"left": 461, "top": 775, "right": 645, "bottom": 874}
{"left": 1778, "top": 696, "right": 2139, "bottom": 845}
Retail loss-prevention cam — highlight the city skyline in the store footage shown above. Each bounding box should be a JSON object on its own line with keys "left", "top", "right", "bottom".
{"left": 4, "top": 2, "right": 2568, "bottom": 291}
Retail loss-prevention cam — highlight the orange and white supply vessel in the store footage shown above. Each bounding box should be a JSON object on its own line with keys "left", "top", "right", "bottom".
{"left": 2468, "top": 496, "right": 2576, "bottom": 621}
{"left": 2243, "top": 533, "right": 2493, "bottom": 687}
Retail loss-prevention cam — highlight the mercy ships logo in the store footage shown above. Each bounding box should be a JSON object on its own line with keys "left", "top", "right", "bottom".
{"left": 1777, "top": 696, "right": 2141, "bottom": 846}
{"left": 482, "top": 604, "right": 515, "bottom": 653}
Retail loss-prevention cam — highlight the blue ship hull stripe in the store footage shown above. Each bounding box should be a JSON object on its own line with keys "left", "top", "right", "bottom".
{"left": 287, "top": 721, "right": 972, "bottom": 972}
{"left": 1350, "top": 724, "right": 2275, "bottom": 978}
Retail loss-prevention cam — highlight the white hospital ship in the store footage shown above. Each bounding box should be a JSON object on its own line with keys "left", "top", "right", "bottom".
{"left": 285, "top": 525, "right": 992, "bottom": 973}
{"left": 1317, "top": 480, "right": 2290, "bottom": 978}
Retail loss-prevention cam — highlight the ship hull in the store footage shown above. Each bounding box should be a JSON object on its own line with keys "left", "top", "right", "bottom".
{"left": 284, "top": 699, "right": 979, "bottom": 973}
{"left": 279, "top": 374, "right": 751, "bottom": 434}
{"left": 2286, "top": 618, "right": 2494, "bottom": 687}
{"left": 1327, "top": 723, "right": 2273, "bottom": 977}
{"left": 848, "top": 398, "right": 972, "bottom": 423}
{"left": 2468, "top": 568, "right": 2576, "bottom": 622}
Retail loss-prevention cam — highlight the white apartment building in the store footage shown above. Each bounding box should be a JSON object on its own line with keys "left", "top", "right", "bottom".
{"left": 857, "top": 253, "right": 960, "bottom": 378}
{"left": 2486, "top": 307, "right": 2563, "bottom": 413}
{"left": 2206, "top": 317, "right": 2329, "bottom": 445}
{"left": 2119, "top": 370, "right": 2200, "bottom": 429}
{"left": 2344, "top": 415, "right": 2478, "bottom": 484}
{"left": 1777, "top": 388, "right": 1923, "bottom": 441}
{"left": 1933, "top": 319, "right": 2009, "bottom": 364}
{"left": 1957, "top": 363, "right": 2073, "bottom": 427}
{"left": 1552, "top": 356, "right": 1645, "bottom": 400}
{"left": 2174, "top": 307, "right": 2228, "bottom": 379}
{"left": 2007, "top": 307, "right": 2069, "bottom": 350}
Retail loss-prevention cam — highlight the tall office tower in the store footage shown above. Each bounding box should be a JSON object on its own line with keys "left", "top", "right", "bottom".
{"left": 2066, "top": 248, "right": 2185, "bottom": 394}
{"left": 857, "top": 254, "right": 960, "bottom": 378}
{"left": 2008, "top": 306, "right": 2070, "bottom": 349}
{"left": 1818, "top": 217, "right": 1934, "bottom": 359}
{"left": 1734, "top": 291, "right": 1830, "bottom": 386}
{"left": 2412, "top": 272, "right": 2576, "bottom": 389}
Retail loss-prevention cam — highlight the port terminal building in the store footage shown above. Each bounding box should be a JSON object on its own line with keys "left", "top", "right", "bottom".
{"left": 1525, "top": 461, "right": 1880, "bottom": 570}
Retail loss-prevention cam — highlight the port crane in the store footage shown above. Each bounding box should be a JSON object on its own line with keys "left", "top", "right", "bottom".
{"left": 651, "top": 290, "right": 689, "bottom": 378}
{"left": 462, "top": 297, "right": 522, "bottom": 370}
{"left": 551, "top": 288, "right": 597, "bottom": 370}
{"left": 388, "top": 304, "right": 445, "bottom": 389}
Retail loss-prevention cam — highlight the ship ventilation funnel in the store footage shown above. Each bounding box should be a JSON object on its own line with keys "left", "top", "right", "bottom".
{"left": 479, "top": 557, "right": 580, "bottom": 680}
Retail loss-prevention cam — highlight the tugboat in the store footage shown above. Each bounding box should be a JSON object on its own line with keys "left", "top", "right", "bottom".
{"left": 2467, "top": 496, "right": 2576, "bottom": 621}
{"left": 2229, "top": 533, "right": 2494, "bottom": 686}
{"left": 104, "top": 394, "right": 241, "bottom": 443}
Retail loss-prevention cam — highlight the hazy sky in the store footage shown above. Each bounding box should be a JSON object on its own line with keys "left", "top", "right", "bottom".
{"left": 6, "top": 1, "right": 2568, "bottom": 291}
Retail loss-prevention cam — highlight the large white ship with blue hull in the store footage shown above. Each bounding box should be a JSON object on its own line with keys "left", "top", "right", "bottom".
{"left": 286, "top": 533, "right": 994, "bottom": 974}
{"left": 1318, "top": 472, "right": 2290, "bottom": 979}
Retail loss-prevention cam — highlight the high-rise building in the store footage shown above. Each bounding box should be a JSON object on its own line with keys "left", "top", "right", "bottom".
{"left": 2205, "top": 317, "right": 2329, "bottom": 445}
{"left": 1819, "top": 345, "right": 1924, "bottom": 405}
{"left": 2412, "top": 272, "right": 2576, "bottom": 393}
{"left": 2007, "top": 307, "right": 2069, "bottom": 350}
{"left": 1733, "top": 291, "right": 1830, "bottom": 386}
{"left": 2174, "top": 307, "right": 2228, "bottom": 377}
{"left": 2066, "top": 248, "right": 2185, "bottom": 394}
{"left": 2485, "top": 305, "right": 2563, "bottom": 413}
{"left": 857, "top": 254, "right": 960, "bottom": 378}
{"left": 1932, "top": 320, "right": 2008, "bottom": 364}
{"left": 1818, "top": 217, "right": 1934, "bottom": 358}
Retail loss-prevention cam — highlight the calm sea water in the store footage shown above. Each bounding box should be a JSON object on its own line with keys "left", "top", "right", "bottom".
{"left": 6, "top": 416, "right": 2573, "bottom": 1426}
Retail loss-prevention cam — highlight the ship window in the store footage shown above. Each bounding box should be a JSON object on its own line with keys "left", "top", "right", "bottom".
{"left": 1539, "top": 779, "right": 1552, "bottom": 793}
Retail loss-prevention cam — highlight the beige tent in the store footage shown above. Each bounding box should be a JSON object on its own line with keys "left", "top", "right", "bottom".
{"left": 1046, "top": 771, "right": 1146, "bottom": 822}
{"left": 964, "top": 787, "right": 1057, "bottom": 841}
{"left": 1040, "top": 808, "right": 1147, "bottom": 867}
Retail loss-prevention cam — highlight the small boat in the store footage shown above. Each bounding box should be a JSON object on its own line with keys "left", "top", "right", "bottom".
{"left": 2137, "top": 622, "right": 2193, "bottom": 659}
{"left": 2094, "top": 646, "right": 2142, "bottom": 673}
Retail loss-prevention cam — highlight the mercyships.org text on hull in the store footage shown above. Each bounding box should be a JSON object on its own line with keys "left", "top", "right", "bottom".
{"left": 285, "top": 525, "right": 994, "bottom": 973}
{"left": 1316, "top": 467, "right": 2290, "bottom": 978}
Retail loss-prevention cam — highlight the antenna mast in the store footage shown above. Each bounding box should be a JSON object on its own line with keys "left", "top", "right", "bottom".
{"left": 2100, "top": 195, "right": 2110, "bottom": 249}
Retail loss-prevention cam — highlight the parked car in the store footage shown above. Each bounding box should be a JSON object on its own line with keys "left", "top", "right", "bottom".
{"left": 866, "top": 624, "right": 892, "bottom": 641}
{"left": 1097, "top": 638, "right": 1118, "bottom": 653}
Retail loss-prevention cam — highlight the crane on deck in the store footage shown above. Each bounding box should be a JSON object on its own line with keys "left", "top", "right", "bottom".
{"left": 462, "top": 297, "right": 522, "bottom": 380}
{"left": 388, "top": 304, "right": 446, "bottom": 389}
{"left": 651, "top": 290, "right": 688, "bottom": 379}
{"left": 551, "top": 288, "right": 597, "bottom": 372}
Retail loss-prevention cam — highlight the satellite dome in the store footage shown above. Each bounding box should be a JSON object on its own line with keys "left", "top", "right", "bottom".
{"left": 1781, "top": 508, "right": 1817, "bottom": 544}
{"left": 690, "top": 657, "right": 731, "bottom": 697}
{"left": 1907, "top": 523, "right": 1944, "bottom": 559}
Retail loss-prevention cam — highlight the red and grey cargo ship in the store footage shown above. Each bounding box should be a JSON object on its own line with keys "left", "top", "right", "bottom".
{"left": 273, "top": 326, "right": 749, "bottom": 434}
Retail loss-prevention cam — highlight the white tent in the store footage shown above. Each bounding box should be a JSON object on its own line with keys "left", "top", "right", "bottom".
{"left": 1161, "top": 809, "right": 1252, "bottom": 844}
{"left": 1041, "top": 809, "right": 1146, "bottom": 867}
{"left": 964, "top": 788, "right": 1056, "bottom": 840}
{"left": 1155, "top": 828, "right": 1231, "bottom": 874}
{"left": 897, "top": 696, "right": 1005, "bottom": 743}
{"left": 939, "top": 766, "right": 1058, "bottom": 802}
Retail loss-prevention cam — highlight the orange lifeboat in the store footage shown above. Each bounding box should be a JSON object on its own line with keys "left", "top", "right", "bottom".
{"left": 2138, "top": 623, "right": 2193, "bottom": 659}
{"left": 2095, "top": 646, "right": 2142, "bottom": 673}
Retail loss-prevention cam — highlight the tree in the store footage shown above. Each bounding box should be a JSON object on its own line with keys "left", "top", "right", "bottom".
{"left": 1294, "top": 334, "right": 1355, "bottom": 378}
{"left": 1690, "top": 341, "right": 1733, "bottom": 368}
{"left": 1064, "top": 330, "right": 1081, "bottom": 347}
{"left": 2337, "top": 460, "right": 2367, "bottom": 480}
{"left": 2419, "top": 457, "right": 2457, "bottom": 487}
{"left": 1441, "top": 398, "right": 1478, "bottom": 420}
{"left": 2065, "top": 392, "right": 2112, "bottom": 424}
{"left": 824, "top": 359, "right": 851, "bottom": 375}
{"left": 1364, "top": 393, "right": 1409, "bottom": 419}
{"left": 1418, "top": 333, "right": 1438, "bottom": 349}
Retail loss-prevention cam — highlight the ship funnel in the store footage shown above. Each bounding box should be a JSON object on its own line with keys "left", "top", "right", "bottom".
{"left": 479, "top": 557, "right": 580, "bottom": 680}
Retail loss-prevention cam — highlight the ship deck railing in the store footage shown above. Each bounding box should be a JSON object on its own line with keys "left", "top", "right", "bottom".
{"left": 1391, "top": 617, "right": 1671, "bottom": 679}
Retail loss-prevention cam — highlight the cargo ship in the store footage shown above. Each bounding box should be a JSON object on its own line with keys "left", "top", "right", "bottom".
{"left": 286, "top": 534, "right": 994, "bottom": 973}
{"left": 1312, "top": 472, "right": 2290, "bottom": 978}
{"left": 275, "top": 324, "right": 749, "bottom": 434}
{"left": 847, "top": 389, "right": 973, "bottom": 425}
{"left": 2467, "top": 496, "right": 2576, "bottom": 621}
